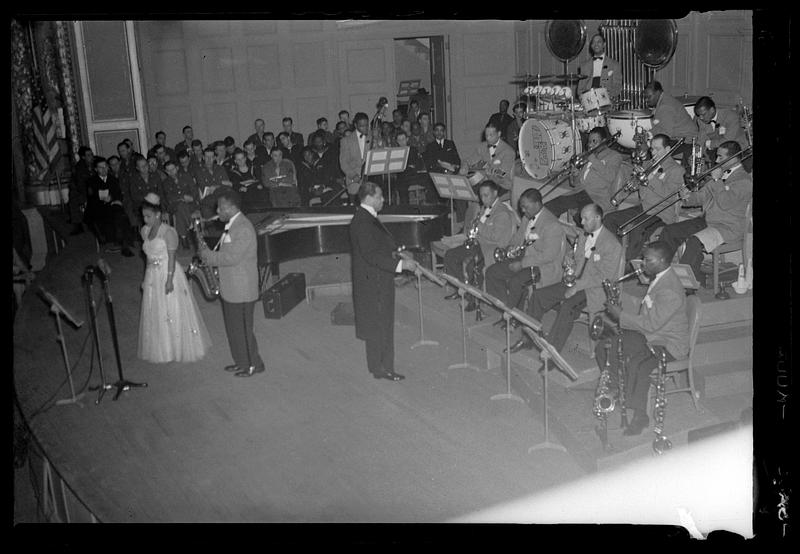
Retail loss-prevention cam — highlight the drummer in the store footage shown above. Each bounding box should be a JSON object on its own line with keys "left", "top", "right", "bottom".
{"left": 578, "top": 33, "right": 622, "bottom": 101}
{"left": 543, "top": 126, "right": 623, "bottom": 227}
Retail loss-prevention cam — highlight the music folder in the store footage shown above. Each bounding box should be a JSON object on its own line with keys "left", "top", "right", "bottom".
{"left": 429, "top": 173, "right": 478, "bottom": 202}
{"left": 364, "top": 147, "right": 410, "bottom": 176}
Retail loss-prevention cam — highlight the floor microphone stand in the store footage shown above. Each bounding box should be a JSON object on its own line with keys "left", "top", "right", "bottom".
{"left": 83, "top": 268, "right": 112, "bottom": 404}
{"left": 96, "top": 270, "right": 147, "bottom": 400}
{"left": 490, "top": 310, "right": 524, "bottom": 404}
{"left": 447, "top": 286, "right": 480, "bottom": 372}
{"left": 410, "top": 269, "right": 439, "bottom": 350}
{"left": 528, "top": 350, "right": 567, "bottom": 453}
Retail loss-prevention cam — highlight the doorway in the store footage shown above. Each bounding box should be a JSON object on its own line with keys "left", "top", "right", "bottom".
{"left": 393, "top": 36, "right": 448, "bottom": 128}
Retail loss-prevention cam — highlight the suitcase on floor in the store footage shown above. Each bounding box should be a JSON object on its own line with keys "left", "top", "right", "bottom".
{"left": 262, "top": 272, "right": 306, "bottom": 319}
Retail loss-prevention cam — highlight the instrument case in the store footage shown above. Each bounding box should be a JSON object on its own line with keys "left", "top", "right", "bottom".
{"left": 262, "top": 272, "right": 306, "bottom": 319}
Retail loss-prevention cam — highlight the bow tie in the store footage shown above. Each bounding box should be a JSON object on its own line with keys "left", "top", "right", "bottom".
{"left": 489, "top": 144, "right": 497, "bottom": 150}
{"left": 593, "top": 56, "right": 603, "bottom": 61}
{"left": 584, "top": 232, "right": 594, "bottom": 238}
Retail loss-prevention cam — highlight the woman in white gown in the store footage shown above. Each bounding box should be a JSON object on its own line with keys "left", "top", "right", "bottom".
{"left": 138, "top": 193, "right": 211, "bottom": 362}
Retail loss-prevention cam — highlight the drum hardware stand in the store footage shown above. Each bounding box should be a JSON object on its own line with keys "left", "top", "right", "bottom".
{"left": 447, "top": 285, "right": 481, "bottom": 372}
{"left": 490, "top": 311, "right": 524, "bottom": 404}
{"left": 715, "top": 279, "right": 731, "bottom": 301}
{"left": 38, "top": 287, "right": 86, "bottom": 407}
{"left": 94, "top": 261, "right": 148, "bottom": 400}
{"left": 83, "top": 267, "right": 112, "bottom": 404}
{"left": 410, "top": 267, "right": 440, "bottom": 350}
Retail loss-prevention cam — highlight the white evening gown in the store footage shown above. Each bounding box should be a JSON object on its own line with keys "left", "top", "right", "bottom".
{"left": 138, "top": 223, "right": 211, "bottom": 362}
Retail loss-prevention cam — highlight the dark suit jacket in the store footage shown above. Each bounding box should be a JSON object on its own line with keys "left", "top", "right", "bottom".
{"left": 85, "top": 174, "right": 123, "bottom": 218}
{"left": 349, "top": 206, "right": 399, "bottom": 343}
{"left": 423, "top": 139, "right": 461, "bottom": 173}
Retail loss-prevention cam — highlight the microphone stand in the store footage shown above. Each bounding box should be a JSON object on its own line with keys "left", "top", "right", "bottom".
{"left": 410, "top": 266, "right": 443, "bottom": 350}
{"left": 51, "top": 303, "right": 86, "bottom": 407}
{"left": 83, "top": 267, "right": 112, "bottom": 404}
{"left": 95, "top": 264, "right": 148, "bottom": 400}
{"left": 441, "top": 274, "right": 480, "bottom": 372}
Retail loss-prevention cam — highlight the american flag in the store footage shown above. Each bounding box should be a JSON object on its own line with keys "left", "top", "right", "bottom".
{"left": 31, "top": 103, "right": 61, "bottom": 181}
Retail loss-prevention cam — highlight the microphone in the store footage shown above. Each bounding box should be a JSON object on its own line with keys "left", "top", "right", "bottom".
{"left": 97, "top": 258, "right": 112, "bottom": 279}
{"left": 38, "top": 286, "right": 84, "bottom": 328}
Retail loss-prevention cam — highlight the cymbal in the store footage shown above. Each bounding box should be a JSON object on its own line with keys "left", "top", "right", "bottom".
{"left": 555, "top": 73, "right": 589, "bottom": 82}
{"left": 510, "top": 74, "right": 563, "bottom": 84}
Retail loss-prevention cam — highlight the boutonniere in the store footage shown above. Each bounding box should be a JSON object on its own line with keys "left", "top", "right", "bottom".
{"left": 528, "top": 232, "right": 540, "bottom": 241}
{"left": 492, "top": 159, "right": 501, "bottom": 165}
{"left": 607, "top": 69, "right": 613, "bottom": 76}
{"left": 653, "top": 118, "right": 660, "bottom": 125}
{"left": 718, "top": 125, "right": 727, "bottom": 135}
{"left": 643, "top": 294, "right": 653, "bottom": 309}
{"left": 592, "top": 253, "right": 601, "bottom": 262}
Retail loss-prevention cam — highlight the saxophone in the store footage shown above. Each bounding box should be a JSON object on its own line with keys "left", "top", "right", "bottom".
{"left": 649, "top": 345, "right": 673, "bottom": 454}
{"left": 589, "top": 268, "right": 643, "bottom": 341}
{"left": 493, "top": 236, "right": 535, "bottom": 263}
{"left": 462, "top": 210, "right": 485, "bottom": 321}
{"left": 186, "top": 217, "right": 220, "bottom": 301}
{"left": 561, "top": 236, "right": 580, "bottom": 287}
{"left": 594, "top": 341, "right": 615, "bottom": 452}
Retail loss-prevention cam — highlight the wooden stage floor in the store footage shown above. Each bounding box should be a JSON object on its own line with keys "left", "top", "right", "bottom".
{"left": 14, "top": 232, "right": 593, "bottom": 523}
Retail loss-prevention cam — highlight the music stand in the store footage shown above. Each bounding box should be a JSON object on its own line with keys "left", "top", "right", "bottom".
{"left": 429, "top": 172, "right": 479, "bottom": 236}
{"left": 38, "top": 287, "right": 86, "bottom": 407}
{"left": 522, "top": 329, "right": 573, "bottom": 454}
{"left": 364, "top": 147, "right": 409, "bottom": 206}
{"left": 410, "top": 264, "right": 445, "bottom": 350}
{"left": 440, "top": 273, "right": 481, "bottom": 372}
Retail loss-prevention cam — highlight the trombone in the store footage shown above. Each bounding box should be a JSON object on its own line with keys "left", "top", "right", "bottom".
{"left": 539, "top": 130, "right": 622, "bottom": 200}
{"left": 609, "top": 138, "right": 686, "bottom": 208}
{"left": 617, "top": 146, "right": 753, "bottom": 238}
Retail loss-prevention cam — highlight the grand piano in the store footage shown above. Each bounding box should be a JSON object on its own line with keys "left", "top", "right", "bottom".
{"left": 205, "top": 205, "right": 449, "bottom": 289}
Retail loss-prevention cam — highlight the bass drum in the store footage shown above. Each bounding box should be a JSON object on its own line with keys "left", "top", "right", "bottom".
{"left": 606, "top": 110, "right": 653, "bottom": 149}
{"left": 519, "top": 118, "right": 582, "bottom": 179}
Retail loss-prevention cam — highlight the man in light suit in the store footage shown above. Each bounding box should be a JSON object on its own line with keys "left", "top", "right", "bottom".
{"left": 658, "top": 141, "right": 752, "bottom": 286}
{"left": 198, "top": 188, "right": 265, "bottom": 378}
{"left": 694, "top": 96, "right": 749, "bottom": 169}
{"left": 644, "top": 81, "right": 698, "bottom": 170}
{"left": 602, "top": 241, "right": 690, "bottom": 435}
{"left": 486, "top": 188, "right": 566, "bottom": 334}
{"left": 339, "top": 112, "right": 371, "bottom": 204}
{"left": 460, "top": 122, "right": 516, "bottom": 196}
{"left": 349, "top": 181, "right": 418, "bottom": 381}
{"left": 604, "top": 134, "right": 686, "bottom": 261}
{"left": 443, "top": 180, "right": 519, "bottom": 311}
{"left": 544, "top": 127, "right": 624, "bottom": 225}
{"left": 522, "top": 203, "right": 622, "bottom": 354}
{"left": 578, "top": 33, "right": 622, "bottom": 101}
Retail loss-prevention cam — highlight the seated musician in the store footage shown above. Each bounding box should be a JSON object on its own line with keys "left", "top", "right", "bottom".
{"left": 694, "top": 96, "right": 751, "bottom": 172}
{"left": 486, "top": 188, "right": 565, "bottom": 330}
{"left": 644, "top": 81, "right": 698, "bottom": 170}
{"left": 261, "top": 147, "right": 300, "bottom": 208}
{"left": 85, "top": 157, "right": 134, "bottom": 256}
{"left": 459, "top": 122, "right": 515, "bottom": 196}
{"left": 598, "top": 241, "right": 690, "bottom": 435}
{"left": 658, "top": 141, "right": 752, "bottom": 289}
{"left": 443, "top": 180, "right": 518, "bottom": 311}
{"left": 162, "top": 159, "right": 200, "bottom": 249}
{"left": 604, "top": 134, "right": 685, "bottom": 261}
{"left": 513, "top": 203, "right": 622, "bottom": 354}
{"left": 394, "top": 130, "right": 428, "bottom": 205}
{"left": 544, "top": 127, "right": 623, "bottom": 226}
{"left": 505, "top": 102, "right": 527, "bottom": 159}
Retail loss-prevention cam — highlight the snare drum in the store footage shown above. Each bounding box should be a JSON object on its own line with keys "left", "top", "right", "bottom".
{"left": 606, "top": 110, "right": 653, "bottom": 149}
{"left": 575, "top": 112, "right": 608, "bottom": 134}
{"left": 579, "top": 87, "right": 612, "bottom": 113}
{"left": 519, "top": 118, "right": 582, "bottom": 179}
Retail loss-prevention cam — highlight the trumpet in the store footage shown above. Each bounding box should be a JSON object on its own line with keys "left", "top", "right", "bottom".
{"left": 610, "top": 138, "right": 685, "bottom": 207}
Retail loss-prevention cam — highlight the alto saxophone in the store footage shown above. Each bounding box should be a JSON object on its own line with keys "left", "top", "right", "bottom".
{"left": 649, "top": 345, "right": 673, "bottom": 454}
{"left": 589, "top": 267, "right": 643, "bottom": 341}
{"left": 493, "top": 236, "right": 535, "bottom": 263}
{"left": 186, "top": 217, "right": 220, "bottom": 301}
{"left": 561, "top": 236, "right": 580, "bottom": 287}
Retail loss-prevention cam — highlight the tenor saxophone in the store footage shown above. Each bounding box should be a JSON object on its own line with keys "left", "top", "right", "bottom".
{"left": 186, "top": 218, "right": 220, "bottom": 301}
{"left": 594, "top": 341, "right": 615, "bottom": 452}
{"left": 462, "top": 210, "right": 485, "bottom": 321}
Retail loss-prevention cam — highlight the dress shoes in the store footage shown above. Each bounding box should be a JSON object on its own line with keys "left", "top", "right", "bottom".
{"left": 505, "top": 337, "right": 534, "bottom": 354}
{"left": 234, "top": 365, "right": 265, "bottom": 378}
{"left": 622, "top": 413, "right": 650, "bottom": 436}
{"left": 224, "top": 364, "right": 241, "bottom": 372}
{"left": 444, "top": 291, "right": 460, "bottom": 300}
{"left": 373, "top": 370, "right": 405, "bottom": 381}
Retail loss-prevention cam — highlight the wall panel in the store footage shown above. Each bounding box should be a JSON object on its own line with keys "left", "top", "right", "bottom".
{"left": 204, "top": 102, "right": 239, "bottom": 141}
{"left": 246, "top": 45, "right": 281, "bottom": 90}
{"left": 152, "top": 50, "right": 189, "bottom": 96}
{"left": 292, "top": 42, "right": 327, "bottom": 88}
{"left": 200, "top": 47, "right": 236, "bottom": 92}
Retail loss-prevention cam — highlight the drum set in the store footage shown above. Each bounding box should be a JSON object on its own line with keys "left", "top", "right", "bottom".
{"left": 513, "top": 72, "right": 656, "bottom": 180}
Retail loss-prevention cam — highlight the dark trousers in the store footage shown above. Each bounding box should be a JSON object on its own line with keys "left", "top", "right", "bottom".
{"left": 364, "top": 316, "right": 395, "bottom": 375}
{"left": 221, "top": 299, "right": 264, "bottom": 370}
{"left": 173, "top": 201, "right": 199, "bottom": 239}
{"left": 87, "top": 204, "right": 132, "bottom": 248}
{"left": 604, "top": 206, "right": 664, "bottom": 261}
{"left": 443, "top": 244, "right": 483, "bottom": 289}
{"left": 594, "top": 329, "right": 675, "bottom": 412}
{"left": 485, "top": 261, "right": 531, "bottom": 310}
{"left": 544, "top": 189, "right": 594, "bottom": 226}
{"left": 531, "top": 281, "right": 587, "bottom": 353}
{"left": 68, "top": 183, "right": 86, "bottom": 225}
{"left": 658, "top": 216, "right": 708, "bottom": 283}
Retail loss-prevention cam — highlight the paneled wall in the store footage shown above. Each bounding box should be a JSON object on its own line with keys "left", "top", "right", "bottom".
{"left": 514, "top": 12, "right": 752, "bottom": 109}
{"left": 135, "top": 20, "right": 519, "bottom": 153}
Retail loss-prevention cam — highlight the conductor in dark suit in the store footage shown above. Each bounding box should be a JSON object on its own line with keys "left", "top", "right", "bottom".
{"left": 349, "top": 181, "right": 419, "bottom": 381}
